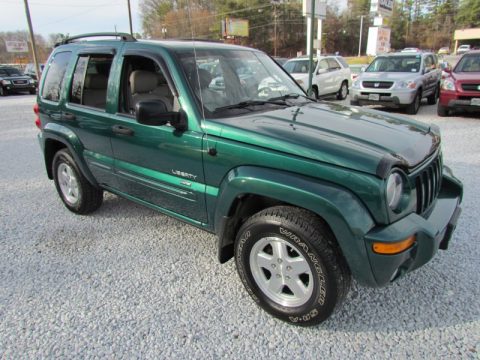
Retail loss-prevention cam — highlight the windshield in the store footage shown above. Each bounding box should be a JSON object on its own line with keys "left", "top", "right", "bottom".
{"left": 0, "top": 67, "right": 22, "bottom": 76}
{"left": 283, "top": 60, "right": 317, "bottom": 73}
{"left": 175, "top": 48, "right": 308, "bottom": 117}
{"left": 455, "top": 53, "right": 480, "bottom": 72}
{"left": 366, "top": 55, "right": 421, "bottom": 73}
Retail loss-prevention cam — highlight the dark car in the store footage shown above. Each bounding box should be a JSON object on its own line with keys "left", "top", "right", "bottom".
{"left": 0, "top": 66, "right": 36, "bottom": 96}
{"left": 35, "top": 33, "right": 462, "bottom": 326}
{"left": 438, "top": 50, "right": 480, "bottom": 116}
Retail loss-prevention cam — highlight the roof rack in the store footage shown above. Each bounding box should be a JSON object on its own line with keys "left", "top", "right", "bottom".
{"left": 55, "top": 32, "right": 136, "bottom": 47}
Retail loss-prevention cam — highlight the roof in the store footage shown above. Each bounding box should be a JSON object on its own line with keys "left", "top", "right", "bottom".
{"left": 138, "top": 39, "right": 256, "bottom": 52}
{"left": 454, "top": 28, "right": 480, "bottom": 41}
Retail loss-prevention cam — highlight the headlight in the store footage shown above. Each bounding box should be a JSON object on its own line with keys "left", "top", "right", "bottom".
{"left": 1, "top": 80, "right": 11, "bottom": 85}
{"left": 442, "top": 79, "right": 455, "bottom": 91}
{"left": 386, "top": 172, "right": 403, "bottom": 210}
{"left": 352, "top": 79, "right": 360, "bottom": 88}
{"left": 29, "top": 79, "right": 34, "bottom": 84}
{"left": 395, "top": 80, "right": 416, "bottom": 89}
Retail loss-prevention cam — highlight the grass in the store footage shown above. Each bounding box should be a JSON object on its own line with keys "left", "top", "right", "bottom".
{"left": 344, "top": 56, "right": 374, "bottom": 65}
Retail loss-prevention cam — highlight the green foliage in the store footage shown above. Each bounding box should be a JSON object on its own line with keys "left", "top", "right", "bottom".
{"left": 456, "top": 0, "right": 480, "bottom": 28}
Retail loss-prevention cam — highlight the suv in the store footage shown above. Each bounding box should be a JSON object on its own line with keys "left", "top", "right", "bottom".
{"left": 24, "top": 63, "right": 45, "bottom": 86}
{"left": 438, "top": 50, "right": 480, "bottom": 116}
{"left": 283, "top": 55, "right": 351, "bottom": 100}
{"left": 350, "top": 52, "right": 441, "bottom": 114}
{"left": 35, "top": 33, "right": 463, "bottom": 326}
{"left": 457, "top": 44, "right": 471, "bottom": 55}
{"left": 0, "top": 65, "right": 36, "bottom": 96}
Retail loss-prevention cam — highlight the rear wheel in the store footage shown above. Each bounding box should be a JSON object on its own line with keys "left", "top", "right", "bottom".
{"left": 336, "top": 81, "right": 348, "bottom": 100}
{"left": 235, "top": 206, "right": 351, "bottom": 326}
{"left": 405, "top": 91, "right": 421, "bottom": 114}
{"left": 437, "top": 102, "right": 449, "bottom": 117}
{"left": 52, "top": 149, "right": 103, "bottom": 214}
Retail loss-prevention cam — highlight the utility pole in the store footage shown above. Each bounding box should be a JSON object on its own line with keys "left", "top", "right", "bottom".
{"left": 273, "top": 3, "right": 277, "bottom": 57}
{"left": 127, "top": 0, "right": 133, "bottom": 35}
{"left": 307, "top": 0, "right": 315, "bottom": 97}
{"left": 23, "top": 0, "right": 41, "bottom": 82}
{"left": 358, "top": 15, "right": 364, "bottom": 57}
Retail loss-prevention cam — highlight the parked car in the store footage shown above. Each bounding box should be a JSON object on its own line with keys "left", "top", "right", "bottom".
{"left": 438, "top": 47, "right": 450, "bottom": 55}
{"left": 457, "top": 44, "right": 471, "bottom": 55}
{"left": 24, "top": 63, "right": 45, "bottom": 84}
{"left": 0, "top": 65, "right": 36, "bottom": 96}
{"left": 35, "top": 33, "right": 462, "bottom": 326}
{"left": 272, "top": 56, "right": 289, "bottom": 66}
{"left": 401, "top": 47, "right": 421, "bottom": 53}
{"left": 438, "top": 50, "right": 480, "bottom": 116}
{"left": 350, "top": 52, "right": 441, "bottom": 114}
{"left": 283, "top": 55, "right": 351, "bottom": 99}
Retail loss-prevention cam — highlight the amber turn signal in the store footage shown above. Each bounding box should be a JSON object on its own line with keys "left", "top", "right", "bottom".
{"left": 372, "top": 235, "right": 416, "bottom": 255}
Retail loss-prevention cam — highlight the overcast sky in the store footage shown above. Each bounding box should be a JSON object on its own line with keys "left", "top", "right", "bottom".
{"left": 0, "top": 0, "right": 142, "bottom": 38}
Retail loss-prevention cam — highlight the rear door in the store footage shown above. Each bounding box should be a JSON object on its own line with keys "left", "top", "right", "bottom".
{"left": 314, "top": 59, "right": 331, "bottom": 95}
{"left": 327, "top": 58, "right": 343, "bottom": 93}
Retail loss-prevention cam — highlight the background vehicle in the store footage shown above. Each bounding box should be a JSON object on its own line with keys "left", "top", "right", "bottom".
{"left": 457, "top": 44, "right": 471, "bottom": 55}
{"left": 438, "top": 47, "right": 450, "bottom": 55}
{"left": 35, "top": 33, "right": 462, "bottom": 327}
{"left": 24, "top": 63, "right": 45, "bottom": 83}
{"left": 438, "top": 50, "right": 480, "bottom": 116}
{"left": 401, "top": 47, "right": 420, "bottom": 53}
{"left": 350, "top": 52, "right": 441, "bottom": 114}
{"left": 0, "top": 65, "right": 36, "bottom": 96}
{"left": 349, "top": 63, "right": 369, "bottom": 83}
{"left": 283, "top": 55, "right": 351, "bottom": 99}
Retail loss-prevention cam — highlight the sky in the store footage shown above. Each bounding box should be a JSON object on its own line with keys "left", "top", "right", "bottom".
{"left": 0, "top": 0, "right": 142, "bottom": 39}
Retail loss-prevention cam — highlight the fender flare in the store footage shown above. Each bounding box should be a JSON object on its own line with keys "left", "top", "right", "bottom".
{"left": 214, "top": 166, "right": 377, "bottom": 286}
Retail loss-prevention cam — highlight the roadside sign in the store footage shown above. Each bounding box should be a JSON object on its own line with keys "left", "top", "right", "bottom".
{"left": 5, "top": 41, "right": 29, "bottom": 53}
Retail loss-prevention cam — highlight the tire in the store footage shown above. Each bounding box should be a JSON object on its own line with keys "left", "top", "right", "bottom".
{"left": 336, "top": 81, "right": 348, "bottom": 100}
{"left": 312, "top": 86, "right": 319, "bottom": 100}
{"left": 52, "top": 149, "right": 103, "bottom": 214}
{"left": 0, "top": 86, "right": 6, "bottom": 96}
{"left": 29, "top": 89, "right": 36, "bottom": 95}
{"left": 437, "top": 102, "right": 449, "bottom": 117}
{"left": 405, "top": 90, "right": 421, "bottom": 115}
{"left": 234, "top": 206, "right": 351, "bottom": 326}
{"left": 427, "top": 84, "right": 439, "bottom": 105}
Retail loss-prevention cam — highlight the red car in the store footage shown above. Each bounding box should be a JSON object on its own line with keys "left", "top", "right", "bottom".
{"left": 438, "top": 50, "right": 480, "bottom": 116}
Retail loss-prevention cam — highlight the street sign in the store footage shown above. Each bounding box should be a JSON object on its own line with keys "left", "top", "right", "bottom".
{"left": 370, "top": 0, "right": 393, "bottom": 18}
{"left": 302, "top": 0, "right": 326, "bottom": 19}
{"left": 5, "top": 41, "right": 29, "bottom": 53}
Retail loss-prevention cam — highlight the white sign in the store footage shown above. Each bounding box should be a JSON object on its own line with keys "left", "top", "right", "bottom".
{"left": 366, "top": 26, "right": 391, "bottom": 56}
{"left": 302, "top": 0, "right": 327, "bottom": 19}
{"left": 370, "top": 0, "right": 393, "bottom": 17}
{"left": 5, "top": 41, "right": 29, "bottom": 53}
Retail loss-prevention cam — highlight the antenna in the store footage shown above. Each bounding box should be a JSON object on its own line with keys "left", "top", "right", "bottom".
{"left": 186, "top": 0, "right": 213, "bottom": 155}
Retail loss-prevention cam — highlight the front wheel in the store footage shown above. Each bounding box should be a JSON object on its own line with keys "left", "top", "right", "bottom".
{"left": 235, "top": 206, "right": 351, "bottom": 326}
{"left": 437, "top": 102, "right": 449, "bottom": 117}
{"left": 427, "top": 84, "right": 439, "bottom": 105}
{"left": 52, "top": 149, "right": 103, "bottom": 214}
{"left": 336, "top": 81, "right": 348, "bottom": 100}
{"left": 405, "top": 91, "right": 421, "bottom": 114}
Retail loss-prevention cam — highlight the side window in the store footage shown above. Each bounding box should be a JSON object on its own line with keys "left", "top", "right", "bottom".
{"left": 337, "top": 57, "right": 349, "bottom": 68}
{"left": 41, "top": 51, "right": 72, "bottom": 102}
{"left": 120, "top": 55, "right": 175, "bottom": 115}
{"left": 69, "top": 54, "right": 113, "bottom": 110}
{"left": 318, "top": 59, "right": 329, "bottom": 71}
{"left": 327, "top": 58, "right": 341, "bottom": 70}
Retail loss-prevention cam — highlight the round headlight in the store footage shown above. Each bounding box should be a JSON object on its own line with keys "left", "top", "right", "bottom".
{"left": 386, "top": 172, "right": 403, "bottom": 210}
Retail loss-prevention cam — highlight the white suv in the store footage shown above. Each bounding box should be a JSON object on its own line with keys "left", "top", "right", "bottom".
{"left": 283, "top": 56, "right": 351, "bottom": 100}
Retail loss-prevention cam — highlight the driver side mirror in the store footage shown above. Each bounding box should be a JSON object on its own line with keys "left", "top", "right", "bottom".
{"left": 136, "top": 100, "right": 188, "bottom": 132}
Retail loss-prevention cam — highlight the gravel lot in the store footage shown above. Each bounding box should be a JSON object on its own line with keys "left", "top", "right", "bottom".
{"left": 1, "top": 95, "right": 479, "bottom": 358}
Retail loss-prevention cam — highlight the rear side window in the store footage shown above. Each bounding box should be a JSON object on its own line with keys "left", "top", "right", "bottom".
{"left": 41, "top": 51, "right": 72, "bottom": 102}
{"left": 70, "top": 54, "right": 113, "bottom": 110}
{"left": 327, "top": 58, "right": 341, "bottom": 70}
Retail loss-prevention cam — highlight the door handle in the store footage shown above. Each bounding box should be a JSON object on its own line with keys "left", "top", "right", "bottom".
{"left": 112, "top": 125, "right": 134, "bottom": 136}
{"left": 64, "top": 112, "right": 76, "bottom": 121}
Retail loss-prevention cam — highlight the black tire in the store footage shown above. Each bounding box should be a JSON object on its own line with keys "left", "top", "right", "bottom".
{"left": 405, "top": 90, "right": 421, "bottom": 115}
{"left": 427, "top": 84, "right": 439, "bottom": 105}
{"left": 0, "top": 86, "right": 7, "bottom": 96}
{"left": 336, "top": 81, "right": 348, "bottom": 100}
{"left": 234, "top": 206, "right": 351, "bottom": 326}
{"left": 29, "top": 89, "right": 36, "bottom": 95}
{"left": 312, "top": 86, "right": 319, "bottom": 100}
{"left": 52, "top": 149, "right": 103, "bottom": 214}
{"left": 437, "top": 102, "right": 449, "bottom": 117}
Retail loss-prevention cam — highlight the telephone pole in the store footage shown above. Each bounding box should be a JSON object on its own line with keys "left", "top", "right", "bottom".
{"left": 358, "top": 15, "right": 364, "bottom": 57}
{"left": 23, "top": 0, "right": 41, "bottom": 81}
{"left": 127, "top": 0, "right": 133, "bottom": 35}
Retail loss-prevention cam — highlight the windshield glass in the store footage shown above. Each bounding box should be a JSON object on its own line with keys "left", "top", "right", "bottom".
{"left": 175, "top": 48, "right": 307, "bottom": 117}
{"left": 0, "top": 67, "right": 22, "bottom": 76}
{"left": 455, "top": 53, "right": 480, "bottom": 72}
{"left": 366, "top": 55, "right": 421, "bottom": 73}
{"left": 283, "top": 60, "right": 317, "bottom": 73}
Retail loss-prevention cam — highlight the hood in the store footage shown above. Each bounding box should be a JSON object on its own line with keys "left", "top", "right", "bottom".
{"left": 206, "top": 102, "right": 440, "bottom": 177}
{"left": 1, "top": 75, "right": 32, "bottom": 81}
{"left": 359, "top": 72, "right": 420, "bottom": 82}
{"left": 451, "top": 71, "right": 480, "bottom": 82}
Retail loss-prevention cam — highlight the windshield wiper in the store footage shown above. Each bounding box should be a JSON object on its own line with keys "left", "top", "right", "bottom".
{"left": 268, "top": 93, "right": 315, "bottom": 102}
{"left": 213, "top": 99, "right": 288, "bottom": 113}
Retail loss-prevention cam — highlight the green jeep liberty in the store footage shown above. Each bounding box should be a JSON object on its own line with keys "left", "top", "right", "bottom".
{"left": 35, "top": 33, "right": 463, "bottom": 326}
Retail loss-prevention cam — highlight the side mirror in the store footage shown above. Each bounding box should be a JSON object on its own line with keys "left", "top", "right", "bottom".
{"left": 136, "top": 100, "right": 188, "bottom": 132}
{"left": 361, "top": 66, "right": 366, "bottom": 72}
{"left": 444, "top": 66, "right": 452, "bottom": 74}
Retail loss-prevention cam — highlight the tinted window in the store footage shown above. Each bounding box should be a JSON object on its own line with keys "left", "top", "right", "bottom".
{"left": 0, "top": 67, "right": 22, "bottom": 76}
{"left": 42, "top": 51, "right": 72, "bottom": 102}
{"left": 455, "top": 53, "right": 480, "bottom": 72}
{"left": 318, "top": 59, "right": 329, "bottom": 70}
{"left": 69, "top": 55, "right": 113, "bottom": 109}
{"left": 284, "top": 60, "right": 317, "bottom": 73}
{"left": 366, "top": 55, "right": 421, "bottom": 73}
{"left": 327, "top": 58, "right": 341, "bottom": 70}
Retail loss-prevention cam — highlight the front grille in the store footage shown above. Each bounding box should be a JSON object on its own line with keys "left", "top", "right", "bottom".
{"left": 13, "top": 80, "right": 28, "bottom": 85}
{"left": 415, "top": 155, "right": 443, "bottom": 214}
{"left": 461, "top": 83, "right": 480, "bottom": 92}
{"left": 362, "top": 81, "right": 393, "bottom": 89}
{"left": 361, "top": 92, "right": 392, "bottom": 97}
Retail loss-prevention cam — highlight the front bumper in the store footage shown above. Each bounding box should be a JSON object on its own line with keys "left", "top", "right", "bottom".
{"left": 439, "top": 90, "right": 480, "bottom": 112}
{"left": 363, "top": 169, "right": 463, "bottom": 286}
{"left": 351, "top": 87, "right": 417, "bottom": 107}
{"left": 3, "top": 83, "right": 36, "bottom": 93}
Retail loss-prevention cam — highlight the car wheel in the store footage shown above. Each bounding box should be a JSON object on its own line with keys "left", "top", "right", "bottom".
{"left": 427, "top": 84, "right": 439, "bottom": 105}
{"left": 29, "top": 89, "right": 36, "bottom": 95}
{"left": 312, "top": 86, "right": 319, "bottom": 100}
{"left": 406, "top": 91, "right": 421, "bottom": 115}
{"left": 437, "top": 103, "right": 449, "bottom": 117}
{"left": 52, "top": 149, "right": 103, "bottom": 214}
{"left": 336, "top": 81, "right": 348, "bottom": 100}
{"left": 0, "top": 86, "right": 6, "bottom": 96}
{"left": 235, "top": 206, "right": 351, "bottom": 326}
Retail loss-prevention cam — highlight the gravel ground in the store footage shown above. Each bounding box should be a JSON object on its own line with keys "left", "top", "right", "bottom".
{"left": 0, "top": 95, "right": 479, "bottom": 358}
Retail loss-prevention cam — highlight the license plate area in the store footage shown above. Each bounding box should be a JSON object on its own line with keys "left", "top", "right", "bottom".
{"left": 369, "top": 94, "right": 380, "bottom": 101}
{"left": 471, "top": 98, "right": 480, "bottom": 106}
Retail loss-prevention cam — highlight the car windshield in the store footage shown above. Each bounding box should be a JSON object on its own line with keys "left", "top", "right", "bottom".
{"left": 366, "top": 55, "right": 422, "bottom": 73}
{"left": 455, "top": 54, "right": 480, "bottom": 72}
{"left": 0, "top": 67, "right": 22, "bottom": 76}
{"left": 175, "top": 48, "right": 309, "bottom": 117}
{"left": 283, "top": 59, "right": 317, "bottom": 73}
